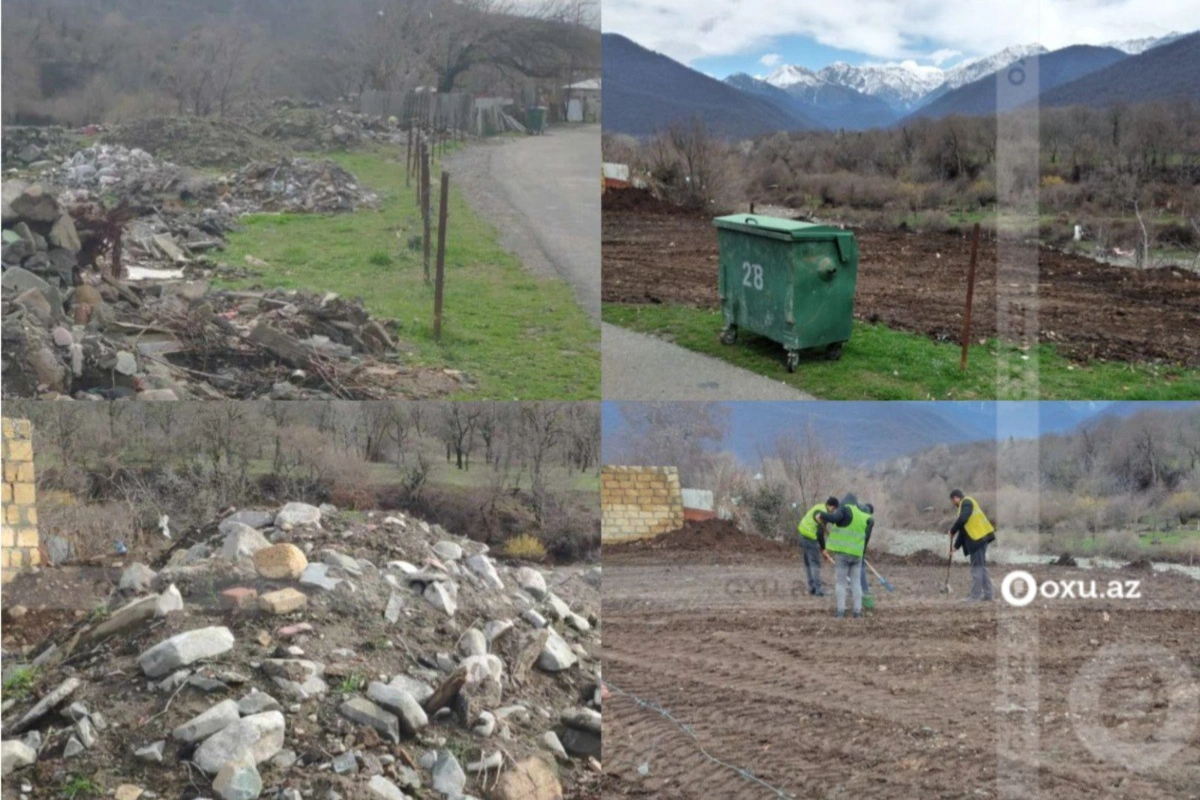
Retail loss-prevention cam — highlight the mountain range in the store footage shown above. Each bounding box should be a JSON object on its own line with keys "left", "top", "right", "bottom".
{"left": 602, "top": 30, "right": 1197, "bottom": 136}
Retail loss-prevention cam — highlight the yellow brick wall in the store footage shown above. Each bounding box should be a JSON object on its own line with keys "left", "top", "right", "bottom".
{"left": 601, "top": 466, "right": 684, "bottom": 543}
{"left": 2, "top": 418, "right": 39, "bottom": 582}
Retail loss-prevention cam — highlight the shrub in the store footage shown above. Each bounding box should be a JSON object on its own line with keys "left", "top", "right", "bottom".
{"left": 504, "top": 533, "right": 547, "bottom": 561}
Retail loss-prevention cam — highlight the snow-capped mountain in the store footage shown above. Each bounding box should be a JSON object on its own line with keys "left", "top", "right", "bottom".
{"left": 817, "top": 61, "right": 945, "bottom": 110}
{"left": 1102, "top": 31, "right": 1184, "bottom": 54}
{"left": 941, "top": 43, "right": 1048, "bottom": 89}
{"left": 764, "top": 64, "right": 823, "bottom": 89}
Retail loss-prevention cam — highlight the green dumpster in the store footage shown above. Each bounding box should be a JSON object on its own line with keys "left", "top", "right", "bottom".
{"left": 526, "top": 106, "right": 546, "bottom": 135}
{"left": 713, "top": 214, "right": 859, "bottom": 371}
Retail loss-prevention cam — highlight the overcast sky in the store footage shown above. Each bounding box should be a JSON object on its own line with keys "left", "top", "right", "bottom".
{"left": 602, "top": 0, "right": 1198, "bottom": 76}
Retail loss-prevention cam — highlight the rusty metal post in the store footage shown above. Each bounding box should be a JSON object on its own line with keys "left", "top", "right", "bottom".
{"left": 433, "top": 171, "right": 450, "bottom": 339}
{"left": 960, "top": 222, "right": 981, "bottom": 371}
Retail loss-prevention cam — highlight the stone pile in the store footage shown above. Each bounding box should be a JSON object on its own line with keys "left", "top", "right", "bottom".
{"left": 0, "top": 502, "right": 600, "bottom": 798}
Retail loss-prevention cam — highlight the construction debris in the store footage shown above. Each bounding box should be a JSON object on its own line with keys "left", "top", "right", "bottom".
{"left": 0, "top": 502, "right": 599, "bottom": 799}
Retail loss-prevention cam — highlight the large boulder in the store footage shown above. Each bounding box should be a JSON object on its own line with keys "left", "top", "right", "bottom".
{"left": 221, "top": 523, "right": 272, "bottom": 562}
{"left": 275, "top": 502, "right": 321, "bottom": 527}
{"left": 488, "top": 757, "right": 563, "bottom": 800}
{"left": 10, "top": 184, "right": 59, "bottom": 222}
{"left": 1, "top": 740, "right": 36, "bottom": 777}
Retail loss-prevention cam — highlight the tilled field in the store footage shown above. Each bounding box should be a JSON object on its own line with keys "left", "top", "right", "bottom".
{"left": 601, "top": 196, "right": 1200, "bottom": 365}
{"left": 602, "top": 551, "right": 1200, "bottom": 799}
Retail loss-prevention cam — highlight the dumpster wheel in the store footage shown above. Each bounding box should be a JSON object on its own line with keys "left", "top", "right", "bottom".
{"left": 719, "top": 327, "right": 737, "bottom": 345}
{"left": 825, "top": 343, "right": 844, "bottom": 361}
{"left": 786, "top": 351, "right": 800, "bottom": 372}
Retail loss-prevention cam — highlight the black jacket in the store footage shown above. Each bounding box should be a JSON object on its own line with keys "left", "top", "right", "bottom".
{"left": 817, "top": 494, "right": 874, "bottom": 550}
{"left": 951, "top": 498, "right": 996, "bottom": 555}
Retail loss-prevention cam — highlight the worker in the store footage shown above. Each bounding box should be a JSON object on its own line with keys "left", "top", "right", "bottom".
{"left": 795, "top": 500, "right": 828, "bottom": 597}
{"left": 949, "top": 489, "right": 996, "bottom": 602}
{"left": 855, "top": 499, "right": 876, "bottom": 609}
{"left": 817, "top": 496, "right": 872, "bottom": 618}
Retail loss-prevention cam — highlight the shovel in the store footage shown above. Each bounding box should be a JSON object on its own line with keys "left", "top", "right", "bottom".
{"left": 940, "top": 535, "right": 953, "bottom": 594}
{"left": 862, "top": 559, "right": 895, "bottom": 593}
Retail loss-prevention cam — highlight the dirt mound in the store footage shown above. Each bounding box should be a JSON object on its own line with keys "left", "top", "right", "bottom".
{"left": 602, "top": 210, "right": 1200, "bottom": 366}
{"left": 1, "top": 125, "right": 87, "bottom": 167}
{"left": 872, "top": 549, "right": 947, "bottom": 567}
{"left": 104, "top": 116, "right": 289, "bottom": 169}
{"left": 0, "top": 503, "right": 601, "bottom": 799}
{"left": 602, "top": 187, "right": 694, "bottom": 215}
{"left": 1053, "top": 552, "right": 1078, "bottom": 567}
{"left": 1124, "top": 557, "right": 1153, "bottom": 571}
{"left": 605, "top": 519, "right": 791, "bottom": 556}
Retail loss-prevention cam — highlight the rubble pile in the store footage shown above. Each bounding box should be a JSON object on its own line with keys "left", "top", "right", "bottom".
{"left": 0, "top": 502, "right": 602, "bottom": 799}
{"left": 227, "top": 158, "right": 379, "bottom": 214}
{"left": 1, "top": 180, "right": 85, "bottom": 292}
{"left": 1, "top": 125, "right": 87, "bottom": 168}
{"left": 105, "top": 116, "right": 290, "bottom": 169}
{"left": 1, "top": 274, "right": 457, "bottom": 400}
{"left": 55, "top": 143, "right": 217, "bottom": 203}
{"left": 248, "top": 102, "right": 402, "bottom": 152}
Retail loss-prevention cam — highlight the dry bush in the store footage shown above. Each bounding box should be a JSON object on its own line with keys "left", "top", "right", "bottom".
{"left": 504, "top": 533, "right": 548, "bottom": 561}
{"left": 38, "top": 500, "right": 147, "bottom": 562}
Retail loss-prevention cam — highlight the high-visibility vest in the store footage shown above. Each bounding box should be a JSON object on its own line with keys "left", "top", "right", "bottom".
{"left": 796, "top": 504, "right": 826, "bottom": 541}
{"left": 963, "top": 496, "right": 995, "bottom": 540}
{"left": 826, "top": 506, "right": 869, "bottom": 557}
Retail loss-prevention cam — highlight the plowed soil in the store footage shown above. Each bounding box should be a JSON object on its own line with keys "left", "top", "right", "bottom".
{"left": 601, "top": 193, "right": 1200, "bottom": 365}
{"left": 602, "top": 552, "right": 1200, "bottom": 799}
{"left": 604, "top": 519, "right": 792, "bottom": 556}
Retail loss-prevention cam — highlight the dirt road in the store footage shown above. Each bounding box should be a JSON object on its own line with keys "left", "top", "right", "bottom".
{"left": 449, "top": 125, "right": 600, "bottom": 321}
{"left": 602, "top": 191, "right": 1200, "bottom": 366}
{"left": 603, "top": 550, "right": 1200, "bottom": 799}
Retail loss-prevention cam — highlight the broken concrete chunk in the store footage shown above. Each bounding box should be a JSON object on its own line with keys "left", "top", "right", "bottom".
{"left": 339, "top": 697, "right": 400, "bottom": 743}
{"left": 138, "top": 626, "right": 235, "bottom": 678}
{"left": 172, "top": 699, "right": 240, "bottom": 743}
{"left": 193, "top": 711, "right": 286, "bottom": 774}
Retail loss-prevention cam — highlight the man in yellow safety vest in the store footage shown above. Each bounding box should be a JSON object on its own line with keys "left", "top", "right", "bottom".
{"left": 949, "top": 489, "right": 996, "bottom": 602}
{"left": 795, "top": 500, "right": 829, "bottom": 597}
{"left": 818, "top": 497, "right": 871, "bottom": 618}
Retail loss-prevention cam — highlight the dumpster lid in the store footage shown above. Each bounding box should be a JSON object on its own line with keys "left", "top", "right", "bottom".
{"left": 713, "top": 214, "right": 848, "bottom": 240}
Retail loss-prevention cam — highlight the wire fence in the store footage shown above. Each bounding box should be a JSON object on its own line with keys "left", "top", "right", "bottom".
{"left": 604, "top": 680, "right": 799, "bottom": 800}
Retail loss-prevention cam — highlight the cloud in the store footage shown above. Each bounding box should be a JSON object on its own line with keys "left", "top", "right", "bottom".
{"left": 759, "top": 53, "right": 781, "bottom": 66}
{"left": 927, "top": 48, "right": 962, "bottom": 65}
{"left": 602, "top": 0, "right": 1198, "bottom": 65}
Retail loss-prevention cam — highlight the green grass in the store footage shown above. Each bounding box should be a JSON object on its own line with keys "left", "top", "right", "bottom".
{"left": 603, "top": 303, "right": 1200, "bottom": 400}
{"left": 334, "top": 672, "right": 367, "bottom": 695}
{"left": 218, "top": 146, "right": 599, "bottom": 399}
{"left": 63, "top": 776, "right": 101, "bottom": 799}
{"left": 2, "top": 665, "right": 38, "bottom": 701}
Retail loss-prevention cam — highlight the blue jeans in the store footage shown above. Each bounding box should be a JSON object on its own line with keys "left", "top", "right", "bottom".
{"left": 800, "top": 537, "right": 823, "bottom": 594}
{"left": 834, "top": 553, "right": 863, "bottom": 614}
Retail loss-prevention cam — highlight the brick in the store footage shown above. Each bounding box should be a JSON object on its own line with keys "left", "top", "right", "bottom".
{"left": 9, "top": 549, "right": 23, "bottom": 568}
{"left": 17, "top": 462, "right": 35, "bottom": 482}
{"left": 3, "top": 463, "right": 17, "bottom": 482}
{"left": 13, "top": 482, "right": 36, "bottom": 505}
{"left": 1, "top": 526, "right": 14, "bottom": 547}
{"left": 24, "top": 507, "right": 36, "bottom": 525}
{"left": 6, "top": 506, "right": 20, "bottom": 524}
{"left": 26, "top": 547, "right": 40, "bottom": 566}
{"left": 220, "top": 587, "right": 259, "bottom": 609}
{"left": 0, "top": 549, "right": 8, "bottom": 568}
{"left": 8, "top": 440, "right": 32, "bottom": 462}
{"left": 17, "top": 528, "right": 39, "bottom": 548}
{"left": 1, "top": 483, "right": 9, "bottom": 503}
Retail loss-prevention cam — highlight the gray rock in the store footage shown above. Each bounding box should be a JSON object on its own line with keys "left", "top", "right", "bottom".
{"left": 75, "top": 717, "right": 98, "bottom": 748}
{"left": 561, "top": 707, "right": 601, "bottom": 734}
{"left": 193, "top": 711, "right": 286, "bottom": 775}
{"left": 544, "top": 593, "right": 572, "bottom": 621}
{"left": 134, "top": 740, "right": 166, "bottom": 763}
{"left": 560, "top": 726, "right": 601, "bottom": 758}
{"left": 119, "top": 562, "right": 157, "bottom": 593}
{"left": 515, "top": 567, "right": 547, "bottom": 599}
{"left": 322, "top": 550, "right": 362, "bottom": 575}
{"left": 271, "top": 749, "right": 298, "bottom": 769}
{"left": 465, "top": 554, "right": 504, "bottom": 590}
{"left": 299, "top": 563, "right": 341, "bottom": 591}
{"left": 7, "top": 677, "right": 81, "bottom": 734}
{"left": 0, "top": 266, "right": 50, "bottom": 295}
{"left": 1, "top": 178, "right": 29, "bottom": 223}
{"left": 339, "top": 697, "right": 399, "bottom": 743}
{"left": 114, "top": 350, "right": 138, "bottom": 376}
{"left": 0, "top": 740, "right": 36, "bottom": 776}
{"left": 63, "top": 736, "right": 85, "bottom": 758}
{"left": 433, "top": 541, "right": 463, "bottom": 561}
{"left": 11, "top": 184, "right": 59, "bottom": 222}
{"left": 393, "top": 765, "right": 422, "bottom": 790}
{"left": 522, "top": 610, "right": 548, "bottom": 628}
{"left": 138, "top": 627, "right": 235, "bottom": 678}
{"left": 237, "top": 691, "right": 282, "bottom": 716}
{"left": 275, "top": 502, "right": 321, "bottom": 527}
{"left": 472, "top": 711, "right": 496, "bottom": 737}
{"left": 262, "top": 659, "right": 327, "bottom": 700}
{"left": 483, "top": 619, "right": 514, "bottom": 645}
{"left": 366, "top": 682, "right": 428, "bottom": 735}
{"left": 213, "top": 760, "right": 263, "bottom": 800}
{"left": 221, "top": 510, "right": 275, "bottom": 530}
{"left": 387, "top": 674, "right": 434, "bottom": 705}
{"left": 383, "top": 592, "right": 404, "bottom": 623}
{"left": 432, "top": 749, "right": 466, "bottom": 796}
{"left": 542, "top": 730, "right": 569, "bottom": 761}
{"left": 367, "top": 776, "right": 407, "bottom": 800}
{"left": 220, "top": 524, "right": 272, "bottom": 562}
{"left": 332, "top": 751, "right": 358, "bottom": 775}
{"left": 459, "top": 629, "right": 487, "bottom": 657}
{"left": 173, "top": 699, "right": 240, "bottom": 743}
{"left": 48, "top": 213, "right": 80, "bottom": 252}
{"left": 423, "top": 581, "right": 457, "bottom": 617}
{"left": 537, "top": 630, "right": 578, "bottom": 672}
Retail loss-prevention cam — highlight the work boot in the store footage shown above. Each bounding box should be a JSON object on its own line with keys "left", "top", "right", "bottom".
{"left": 852, "top": 611, "right": 863, "bottom": 618}
{"left": 814, "top": 589, "right": 826, "bottom": 597}
{"left": 834, "top": 610, "right": 845, "bottom": 618}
